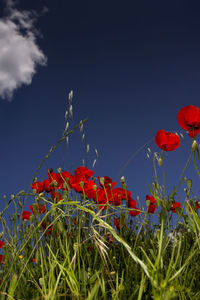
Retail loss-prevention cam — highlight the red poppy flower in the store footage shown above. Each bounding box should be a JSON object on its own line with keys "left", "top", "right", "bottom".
{"left": 111, "top": 188, "right": 132, "bottom": 206}
{"left": 114, "top": 217, "right": 127, "bottom": 230}
{"left": 146, "top": 195, "right": 156, "bottom": 214}
{"left": 32, "top": 181, "right": 44, "bottom": 193}
{"left": 50, "top": 190, "right": 62, "bottom": 201}
{"left": 189, "top": 201, "right": 200, "bottom": 211}
{"left": 0, "top": 255, "right": 5, "bottom": 264}
{"left": 127, "top": 197, "right": 140, "bottom": 216}
{"left": 98, "top": 176, "right": 117, "bottom": 189}
{"left": 84, "top": 180, "right": 100, "bottom": 199}
{"left": 114, "top": 218, "right": 120, "bottom": 230}
{"left": 177, "top": 105, "right": 200, "bottom": 138}
{"left": 29, "top": 204, "right": 46, "bottom": 214}
{"left": 95, "top": 188, "right": 112, "bottom": 210}
{"left": 69, "top": 173, "right": 88, "bottom": 193}
{"left": 32, "top": 258, "right": 36, "bottom": 263}
{"left": 74, "top": 166, "right": 94, "bottom": 181}
{"left": 42, "top": 179, "right": 53, "bottom": 193}
{"left": 170, "top": 202, "right": 181, "bottom": 213}
{"left": 41, "top": 221, "right": 53, "bottom": 235}
{"left": 127, "top": 198, "right": 137, "bottom": 208}
{"left": 155, "top": 130, "right": 180, "bottom": 151}
{"left": 48, "top": 170, "right": 61, "bottom": 186}
{"left": 128, "top": 207, "right": 140, "bottom": 217}
{"left": 22, "top": 211, "right": 32, "bottom": 220}
{"left": 56, "top": 171, "right": 72, "bottom": 190}
{"left": 0, "top": 241, "right": 5, "bottom": 249}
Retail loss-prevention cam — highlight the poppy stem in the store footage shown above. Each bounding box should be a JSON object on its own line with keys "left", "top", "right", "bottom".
{"left": 193, "top": 151, "right": 200, "bottom": 179}
{"left": 162, "top": 150, "right": 166, "bottom": 200}
{"left": 175, "top": 151, "right": 193, "bottom": 195}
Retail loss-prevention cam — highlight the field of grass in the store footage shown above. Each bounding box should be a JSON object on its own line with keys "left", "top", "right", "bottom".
{"left": 0, "top": 95, "right": 200, "bottom": 299}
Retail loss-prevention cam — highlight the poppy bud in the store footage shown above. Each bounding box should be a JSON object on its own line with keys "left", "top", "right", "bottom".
{"left": 39, "top": 278, "right": 44, "bottom": 287}
{"left": 158, "top": 158, "right": 163, "bottom": 166}
{"left": 57, "top": 167, "right": 62, "bottom": 173}
{"left": 192, "top": 140, "right": 198, "bottom": 152}
{"left": 18, "top": 201, "right": 22, "bottom": 209}
{"left": 79, "top": 181, "right": 84, "bottom": 188}
{"left": 100, "top": 177, "right": 105, "bottom": 186}
{"left": 93, "top": 185, "right": 97, "bottom": 191}
{"left": 121, "top": 176, "right": 125, "bottom": 185}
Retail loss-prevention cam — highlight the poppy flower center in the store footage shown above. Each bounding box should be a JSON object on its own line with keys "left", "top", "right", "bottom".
{"left": 187, "top": 123, "right": 199, "bottom": 130}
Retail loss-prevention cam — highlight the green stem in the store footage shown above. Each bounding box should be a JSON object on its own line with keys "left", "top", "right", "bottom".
{"left": 175, "top": 151, "right": 193, "bottom": 194}
{"left": 162, "top": 150, "right": 166, "bottom": 200}
{"left": 193, "top": 151, "right": 200, "bottom": 179}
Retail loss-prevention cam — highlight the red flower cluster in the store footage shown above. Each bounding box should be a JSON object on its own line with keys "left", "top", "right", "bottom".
{"left": 31, "top": 166, "right": 140, "bottom": 217}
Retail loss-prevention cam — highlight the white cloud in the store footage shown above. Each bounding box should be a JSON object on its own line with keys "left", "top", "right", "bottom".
{"left": 0, "top": 1, "right": 47, "bottom": 100}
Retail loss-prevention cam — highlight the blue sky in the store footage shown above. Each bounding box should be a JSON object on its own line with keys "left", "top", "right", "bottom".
{"left": 1, "top": 0, "right": 200, "bottom": 218}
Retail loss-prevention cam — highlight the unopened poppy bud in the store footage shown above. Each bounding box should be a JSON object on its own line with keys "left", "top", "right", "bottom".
{"left": 192, "top": 140, "right": 198, "bottom": 152}
{"left": 79, "top": 181, "right": 84, "bottom": 188}
{"left": 39, "top": 192, "right": 44, "bottom": 197}
{"left": 146, "top": 200, "right": 150, "bottom": 208}
{"left": 18, "top": 201, "right": 22, "bottom": 209}
{"left": 57, "top": 167, "right": 62, "bottom": 173}
{"left": 11, "top": 194, "right": 15, "bottom": 200}
{"left": 39, "top": 278, "right": 44, "bottom": 287}
{"left": 121, "top": 176, "right": 125, "bottom": 184}
{"left": 100, "top": 177, "right": 105, "bottom": 185}
{"left": 158, "top": 158, "right": 163, "bottom": 166}
{"left": 110, "top": 271, "right": 116, "bottom": 276}
{"left": 93, "top": 185, "right": 97, "bottom": 191}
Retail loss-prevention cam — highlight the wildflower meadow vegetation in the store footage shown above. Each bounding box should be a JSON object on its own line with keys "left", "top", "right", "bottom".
{"left": 1, "top": 94, "right": 200, "bottom": 299}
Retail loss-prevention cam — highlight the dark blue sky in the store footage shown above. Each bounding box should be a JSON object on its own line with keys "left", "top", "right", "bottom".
{"left": 1, "top": 0, "right": 200, "bottom": 215}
